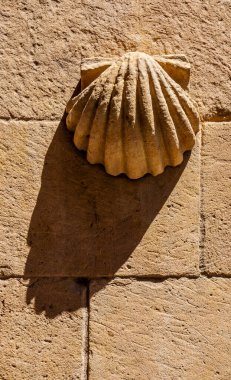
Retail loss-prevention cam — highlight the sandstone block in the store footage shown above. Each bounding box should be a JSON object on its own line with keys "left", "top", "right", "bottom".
{"left": 116, "top": 133, "right": 200, "bottom": 277}
{"left": 0, "top": 0, "right": 230, "bottom": 120}
{"left": 0, "top": 121, "right": 57, "bottom": 276}
{"left": 0, "top": 0, "right": 139, "bottom": 120}
{"left": 89, "top": 277, "right": 231, "bottom": 380}
{"left": 0, "top": 278, "right": 86, "bottom": 379}
{"left": 138, "top": 0, "right": 231, "bottom": 120}
{"left": 1, "top": 121, "right": 200, "bottom": 277}
{"left": 201, "top": 122, "right": 231, "bottom": 275}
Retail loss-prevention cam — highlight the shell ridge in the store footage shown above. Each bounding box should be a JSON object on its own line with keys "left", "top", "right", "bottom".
{"left": 66, "top": 83, "right": 93, "bottom": 114}
{"left": 87, "top": 64, "right": 121, "bottom": 165}
{"left": 145, "top": 58, "right": 170, "bottom": 171}
{"left": 73, "top": 67, "right": 116, "bottom": 150}
{"left": 136, "top": 60, "right": 151, "bottom": 175}
{"left": 135, "top": 58, "right": 149, "bottom": 176}
{"left": 66, "top": 85, "right": 94, "bottom": 131}
{"left": 156, "top": 63, "right": 196, "bottom": 154}
{"left": 137, "top": 57, "right": 166, "bottom": 175}
{"left": 147, "top": 59, "right": 181, "bottom": 166}
{"left": 146, "top": 59, "right": 170, "bottom": 167}
{"left": 73, "top": 90, "right": 100, "bottom": 150}
{"left": 104, "top": 58, "right": 129, "bottom": 176}
{"left": 118, "top": 59, "right": 128, "bottom": 175}
{"left": 123, "top": 55, "right": 148, "bottom": 178}
{"left": 163, "top": 71, "right": 200, "bottom": 133}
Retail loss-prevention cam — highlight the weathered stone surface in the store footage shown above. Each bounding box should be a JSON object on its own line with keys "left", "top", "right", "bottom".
{"left": 0, "top": 121, "right": 57, "bottom": 276}
{"left": 201, "top": 122, "right": 231, "bottom": 275}
{"left": 0, "top": 120, "right": 200, "bottom": 277}
{"left": 1, "top": 1, "right": 231, "bottom": 378}
{"left": 89, "top": 277, "right": 231, "bottom": 380}
{"left": 117, "top": 134, "right": 200, "bottom": 277}
{"left": 0, "top": 0, "right": 230, "bottom": 120}
{"left": 0, "top": 278, "right": 86, "bottom": 379}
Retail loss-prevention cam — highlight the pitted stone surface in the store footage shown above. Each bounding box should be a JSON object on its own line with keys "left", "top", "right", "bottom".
{"left": 0, "top": 2, "right": 231, "bottom": 379}
{"left": 0, "top": 121, "right": 57, "bottom": 277}
{"left": 1, "top": 121, "right": 200, "bottom": 277}
{"left": 89, "top": 277, "right": 231, "bottom": 380}
{"left": 0, "top": 278, "right": 86, "bottom": 379}
{"left": 0, "top": 0, "right": 230, "bottom": 120}
{"left": 202, "top": 122, "right": 231, "bottom": 275}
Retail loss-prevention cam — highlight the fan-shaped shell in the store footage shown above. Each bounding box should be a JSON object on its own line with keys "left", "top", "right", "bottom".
{"left": 66, "top": 52, "right": 199, "bottom": 179}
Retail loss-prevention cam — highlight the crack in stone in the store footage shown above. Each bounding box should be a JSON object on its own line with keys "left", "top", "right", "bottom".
{"left": 199, "top": 127, "right": 206, "bottom": 273}
{"left": 201, "top": 115, "right": 231, "bottom": 122}
{"left": 78, "top": 279, "right": 90, "bottom": 380}
{"left": 0, "top": 114, "right": 231, "bottom": 123}
{"left": 2, "top": 274, "right": 231, "bottom": 283}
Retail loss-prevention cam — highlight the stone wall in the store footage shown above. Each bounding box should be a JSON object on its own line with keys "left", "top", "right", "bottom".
{"left": 0, "top": 1, "right": 230, "bottom": 379}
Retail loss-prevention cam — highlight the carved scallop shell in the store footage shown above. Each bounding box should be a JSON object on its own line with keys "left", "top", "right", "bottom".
{"left": 66, "top": 52, "right": 199, "bottom": 179}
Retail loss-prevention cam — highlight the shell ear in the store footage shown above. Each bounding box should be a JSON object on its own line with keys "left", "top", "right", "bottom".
{"left": 81, "top": 57, "right": 115, "bottom": 90}
{"left": 153, "top": 54, "right": 191, "bottom": 89}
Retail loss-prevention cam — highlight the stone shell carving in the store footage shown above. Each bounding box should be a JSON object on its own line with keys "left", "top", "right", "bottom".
{"left": 66, "top": 52, "right": 199, "bottom": 179}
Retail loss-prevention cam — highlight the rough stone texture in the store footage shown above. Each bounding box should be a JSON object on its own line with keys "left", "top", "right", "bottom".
{"left": 1, "top": 1, "right": 231, "bottom": 377}
{"left": 0, "top": 0, "right": 230, "bottom": 121}
{"left": 89, "top": 277, "right": 231, "bottom": 380}
{"left": 201, "top": 122, "right": 231, "bottom": 275}
{"left": 0, "top": 120, "right": 200, "bottom": 277}
{"left": 0, "top": 278, "right": 86, "bottom": 379}
{"left": 0, "top": 121, "right": 57, "bottom": 277}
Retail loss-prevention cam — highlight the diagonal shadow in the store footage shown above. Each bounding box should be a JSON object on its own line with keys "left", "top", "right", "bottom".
{"left": 24, "top": 82, "right": 191, "bottom": 318}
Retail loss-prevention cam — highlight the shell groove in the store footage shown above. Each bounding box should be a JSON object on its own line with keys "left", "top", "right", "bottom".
{"left": 66, "top": 52, "right": 199, "bottom": 179}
